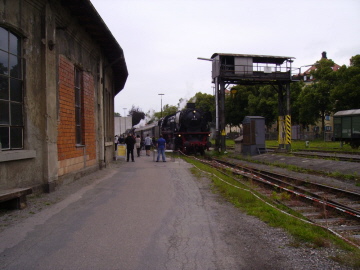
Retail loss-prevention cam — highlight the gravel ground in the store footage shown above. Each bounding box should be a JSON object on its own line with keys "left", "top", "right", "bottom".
{"left": 193, "top": 170, "right": 354, "bottom": 269}
{"left": 0, "top": 159, "right": 356, "bottom": 269}
{"left": 226, "top": 155, "right": 360, "bottom": 193}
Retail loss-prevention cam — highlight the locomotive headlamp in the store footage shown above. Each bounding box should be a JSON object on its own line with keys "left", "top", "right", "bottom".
{"left": 193, "top": 110, "right": 196, "bottom": 113}
{"left": 178, "top": 134, "right": 181, "bottom": 137}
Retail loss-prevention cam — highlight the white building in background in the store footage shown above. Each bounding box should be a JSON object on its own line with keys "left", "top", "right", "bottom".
{"left": 115, "top": 116, "right": 132, "bottom": 136}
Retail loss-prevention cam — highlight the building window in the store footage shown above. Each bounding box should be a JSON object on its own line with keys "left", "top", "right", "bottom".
{"left": 325, "top": 115, "right": 330, "bottom": 121}
{"left": 74, "top": 67, "right": 83, "bottom": 145}
{"left": 0, "top": 27, "right": 23, "bottom": 150}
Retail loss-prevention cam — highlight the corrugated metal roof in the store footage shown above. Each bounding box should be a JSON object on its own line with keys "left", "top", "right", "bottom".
{"left": 60, "top": 0, "right": 128, "bottom": 95}
{"left": 334, "top": 109, "right": 360, "bottom": 116}
{"left": 211, "top": 53, "right": 295, "bottom": 65}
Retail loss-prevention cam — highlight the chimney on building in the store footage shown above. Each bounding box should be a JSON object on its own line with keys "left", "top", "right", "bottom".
{"left": 322, "top": 51, "right": 327, "bottom": 59}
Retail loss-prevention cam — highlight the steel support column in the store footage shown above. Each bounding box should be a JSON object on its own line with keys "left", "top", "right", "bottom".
{"left": 285, "top": 83, "right": 291, "bottom": 150}
{"left": 278, "top": 83, "right": 291, "bottom": 150}
{"left": 219, "top": 80, "right": 226, "bottom": 152}
{"left": 214, "top": 77, "right": 220, "bottom": 151}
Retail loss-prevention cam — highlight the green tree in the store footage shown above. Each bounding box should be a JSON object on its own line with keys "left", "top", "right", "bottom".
{"left": 297, "top": 85, "right": 321, "bottom": 126}
{"left": 189, "top": 92, "right": 215, "bottom": 120}
{"left": 114, "top": 112, "right": 120, "bottom": 117}
{"left": 350, "top": 54, "right": 360, "bottom": 66}
{"left": 226, "top": 84, "right": 281, "bottom": 129}
{"left": 247, "top": 85, "right": 278, "bottom": 127}
{"left": 288, "top": 81, "right": 305, "bottom": 125}
{"left": 331, "top": 55, "right": 360, "bottom": 111}
{"left": 164, "top": 104, "right": 178, "bottom": 115}
{"left": 145, "top": 110, "right": 156, "bottom": 125}
{"left": 154, "top": 104, "right": 178, "bottom": 119}
{"left": 128, "top": 105, "right": 145, "bottom": 126}
{"left": 298, "top": 58, "right": 337, "bottom": 133}
{"left": 225, "top": 85, "right": 252, "bottom": 129}
{"left": 177, "top": 98, "right": 188, "bottom": 110}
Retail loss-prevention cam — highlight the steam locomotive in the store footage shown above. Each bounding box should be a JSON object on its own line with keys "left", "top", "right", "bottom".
{"left": 133, "top": 103, "right": 212, "bottom": 154}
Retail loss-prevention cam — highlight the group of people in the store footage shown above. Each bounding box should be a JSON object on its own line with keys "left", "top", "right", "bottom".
{"left": 120, "top": 133, "right": 167, "bottom": 162}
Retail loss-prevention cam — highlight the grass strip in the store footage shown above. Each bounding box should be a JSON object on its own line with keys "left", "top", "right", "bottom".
{"left": 182, "top": 155, "right": 360, "bottom": 268}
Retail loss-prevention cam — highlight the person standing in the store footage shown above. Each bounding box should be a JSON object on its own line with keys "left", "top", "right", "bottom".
{"left": 144, "top": 134, "right": 152, "bottom": 156}
{"left": 124, "top": 133, "right": 135, "bottom": 162}
{"left": 135, "top": 135, "right": 141, "bottom": 157}
{"left": 156, "top": 134, "right": 166, "bottom": 162}
{"left": 118, "top": 135, "right": 125, "bottom": 144}
{"left": 114, "top": 135, "right": 118, "bottom": 151}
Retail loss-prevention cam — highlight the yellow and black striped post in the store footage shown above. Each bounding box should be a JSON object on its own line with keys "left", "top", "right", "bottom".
{"left": 278, "top": 115, "right": 291, "bottom": 150}
{"left": 285, "top": 114, "right": 291, "bottom": 149}
{"left": 278, "top": 116, "right": 285, "bottom": 146}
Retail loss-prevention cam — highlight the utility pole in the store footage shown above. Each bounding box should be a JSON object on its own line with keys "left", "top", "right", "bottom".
{"left": 158, "top": 93, "right": 164, "bottom": 118}
{"left": 123, "top": 108, "right": 127, "bottom": 133}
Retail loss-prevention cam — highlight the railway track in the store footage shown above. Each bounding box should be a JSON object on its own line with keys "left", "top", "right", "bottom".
{"left": 199, "top": 156, "right": 360, "bottom": 247}
{"left": 295, "top": 148, "right": 360, "bottom": 155}
{"left": 266, "top": 148, "right": 360, "bottom": 163}
{"left": 290, "top": 151, "right": 360, "bottom": 163}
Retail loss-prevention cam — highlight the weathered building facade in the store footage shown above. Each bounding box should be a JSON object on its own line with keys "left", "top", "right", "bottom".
{"left": 0, "top": 0, "right": 128, "bottom": 192}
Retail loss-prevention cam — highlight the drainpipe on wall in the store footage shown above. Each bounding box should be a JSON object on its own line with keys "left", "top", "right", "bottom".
{"left": 102, "top": 56, "right": 124, "bottom": 167}
{"left": 43, "top": 3, "right": 59, "bottom": 192}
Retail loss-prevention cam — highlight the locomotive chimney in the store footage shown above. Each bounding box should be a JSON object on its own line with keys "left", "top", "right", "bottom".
{"left": 187, "top": 103, "right": 195, "bottom": 109}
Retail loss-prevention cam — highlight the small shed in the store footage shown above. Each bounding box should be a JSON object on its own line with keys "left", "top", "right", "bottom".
{"left": 242, "top": 116, "right": 266, "bottom": 155}
{"left": 334, "top": 109, "right": 360, "bottom": 140}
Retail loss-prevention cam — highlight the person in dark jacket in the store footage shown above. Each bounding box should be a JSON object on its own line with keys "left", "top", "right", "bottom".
{"left": 124, "top": 133, "right": 136, "bottom": 162}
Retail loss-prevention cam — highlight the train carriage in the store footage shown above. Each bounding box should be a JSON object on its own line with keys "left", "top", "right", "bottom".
{"left": 133, "top": 123, "right": 159, "bottom": 141}
{"left": 333, "top": 109, "right": 360, "bottom": 149}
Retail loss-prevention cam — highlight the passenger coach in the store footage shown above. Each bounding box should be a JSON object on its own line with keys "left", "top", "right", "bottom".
{"left": 333, "top": 109, "right": 360, "bottom": 149}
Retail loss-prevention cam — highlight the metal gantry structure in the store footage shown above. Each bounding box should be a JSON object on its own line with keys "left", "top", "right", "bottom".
{"left": 208, "top": 53, "right": 295, "bottom": 152}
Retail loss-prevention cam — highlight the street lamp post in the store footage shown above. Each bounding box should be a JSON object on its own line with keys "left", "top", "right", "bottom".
{"left": 123, "top": 108, "right": 127, "bottom": 134}
{"left": 158, "top": 94, "right": 164, "bottom": 118}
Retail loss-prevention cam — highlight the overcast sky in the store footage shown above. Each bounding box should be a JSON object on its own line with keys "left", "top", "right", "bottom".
{"left": 90, "top": 0, "right": 360, "bottom": 117}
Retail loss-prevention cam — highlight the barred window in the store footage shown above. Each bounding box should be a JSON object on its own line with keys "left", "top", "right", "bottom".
{"left": 0, "top": 27, "right": 23, "bottom": 150}
{"left": 74, "top": 67, "right": 83, "bottom": 145}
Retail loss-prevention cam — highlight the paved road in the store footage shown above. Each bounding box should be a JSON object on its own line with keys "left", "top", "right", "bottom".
{"left": 0, "top": 153, "right": 349, "bottom": 270}
{"left": 0, "top": 155, "right": 230, "bottom": 269}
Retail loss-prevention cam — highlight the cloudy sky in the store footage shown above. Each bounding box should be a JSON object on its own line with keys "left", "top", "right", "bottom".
{"left": 90, "top": 0, "right": 360, "bottom": 117}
